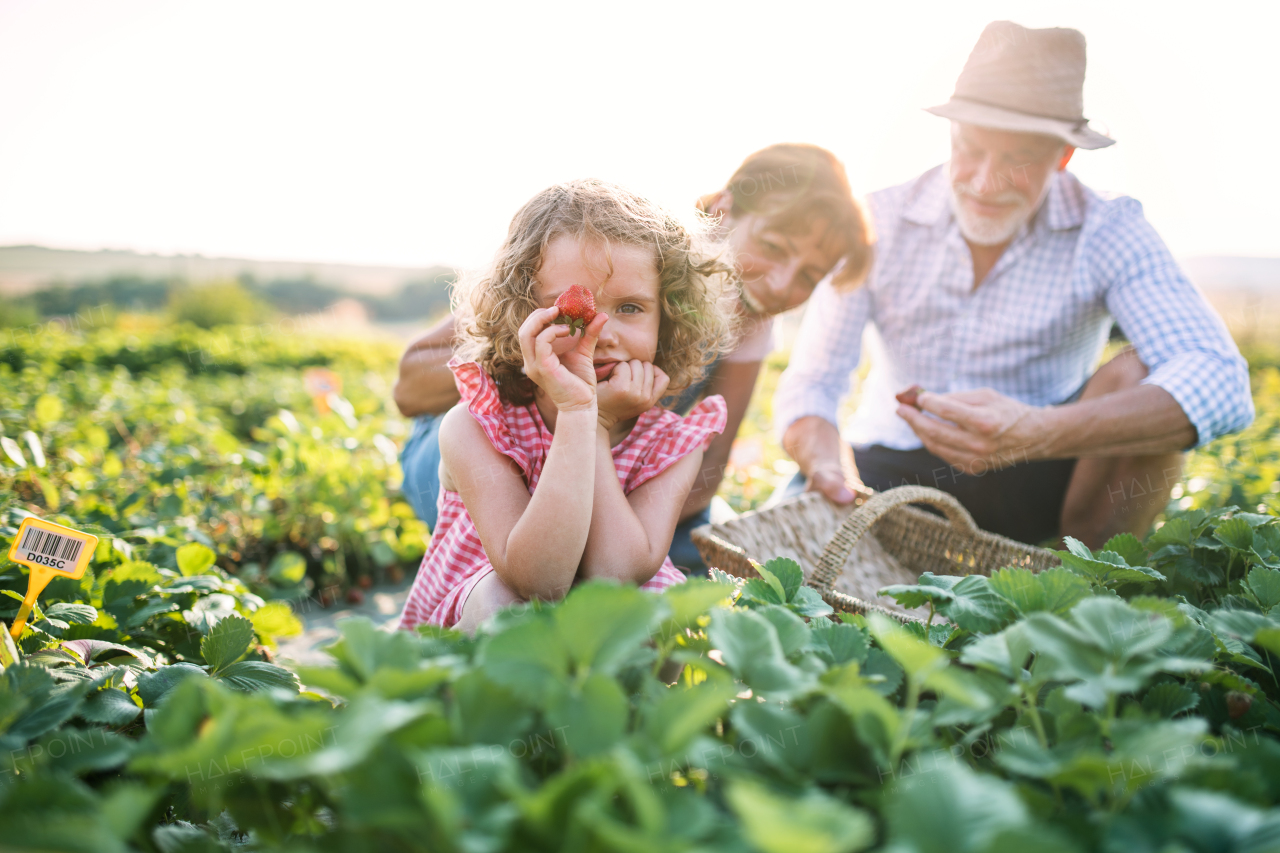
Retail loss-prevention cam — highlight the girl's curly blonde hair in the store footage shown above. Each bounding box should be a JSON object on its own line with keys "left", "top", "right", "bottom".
{"left": 453, "top": 179, "right": 739, "bottom": 407}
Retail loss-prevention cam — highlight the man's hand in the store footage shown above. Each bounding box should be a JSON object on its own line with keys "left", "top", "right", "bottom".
{"left": 805, "top": 465, "right": 858, "bottom": 504}
{"left": 596, "top": 360, "right": 669, "bottom": 430}
{"left": 898, "top": 388, "right": 1049, "bottom": 473}
{"left": 782, "top": 416, "right": 861, "bottom": 505}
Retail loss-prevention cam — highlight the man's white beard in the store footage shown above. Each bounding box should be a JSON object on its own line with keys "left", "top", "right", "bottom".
{"left": 949, "top": 175, "right": 1054, "bottom": 246}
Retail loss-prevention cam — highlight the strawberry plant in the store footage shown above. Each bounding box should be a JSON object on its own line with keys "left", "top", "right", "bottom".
{"left": 2, "top": 320, "right": 1279, "bottom": 851}
{"left": 3, "top": 504, "right": 1280, "bottom": 852}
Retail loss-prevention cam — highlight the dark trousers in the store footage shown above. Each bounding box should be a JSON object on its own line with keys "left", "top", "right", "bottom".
{"left": 782, "top": 445, "right": 1077, "bottom": 547}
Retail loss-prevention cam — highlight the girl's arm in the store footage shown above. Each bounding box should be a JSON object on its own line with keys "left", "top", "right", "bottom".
{"left": 580, "top": 434, "right": 704, "bottom": 584}
{"left": 677, "top": 359, "right": 761, "bottom": 521}
{"left": 440, "top": 308, "right": 607, "bottom": 601}
{"left": 579, "top": 360, "right": 698, "bottom": 583}
{"left": 438, "top": 404, "right": 595, "bottom": 601}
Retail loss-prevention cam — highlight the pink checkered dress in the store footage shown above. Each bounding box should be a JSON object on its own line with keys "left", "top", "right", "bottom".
{"left": 399, "top": 359, "right": 727, "bottom": 630}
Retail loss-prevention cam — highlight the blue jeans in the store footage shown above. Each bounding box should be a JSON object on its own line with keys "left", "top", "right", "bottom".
{"left": 400, "top": 411, "right": 714, "bottom": 574}
{"left": 401, "top": 413, "right": 444, "bottom": 530}
{"left": 669, "top": 505, "right": 713, "bottom": 577}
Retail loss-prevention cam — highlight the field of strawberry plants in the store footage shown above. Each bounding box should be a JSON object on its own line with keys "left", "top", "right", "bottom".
{"left": 0, "top": 319, "right": 429, "bottom": 608}
{"left": 3, "top": 320, "right": 1280, "bottom": 851}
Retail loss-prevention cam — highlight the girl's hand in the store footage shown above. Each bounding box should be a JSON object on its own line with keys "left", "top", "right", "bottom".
{"left": 596, "top": 360, "right": 670, "bottom": 429}
{"left": 519, "top": 307, "right": 608, "bottom": 412}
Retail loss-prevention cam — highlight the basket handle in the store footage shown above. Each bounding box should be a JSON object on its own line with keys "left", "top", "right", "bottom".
{"left": 807, "top": 485, "right": 979, "bottom": 596}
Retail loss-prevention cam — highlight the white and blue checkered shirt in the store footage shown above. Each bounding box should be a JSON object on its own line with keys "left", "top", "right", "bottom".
{"left": 774, "top": 165, "right": 1253, "bottom": 451}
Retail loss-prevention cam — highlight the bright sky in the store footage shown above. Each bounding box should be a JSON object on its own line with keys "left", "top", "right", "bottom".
{"left": 2, "top": 0, "right": 1278, "bottom": 270}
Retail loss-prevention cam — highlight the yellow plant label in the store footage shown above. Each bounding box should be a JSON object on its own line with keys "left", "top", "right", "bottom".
{"left": 8, "top": 517, "right": 98, "bottom": 579}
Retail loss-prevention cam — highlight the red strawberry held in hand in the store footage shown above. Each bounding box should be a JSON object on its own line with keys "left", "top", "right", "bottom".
{"left": 896, "top": 385, "right": 925, "bottom": 408}
{"left": 554, "top": 285, "right": 598, "bottom": 336}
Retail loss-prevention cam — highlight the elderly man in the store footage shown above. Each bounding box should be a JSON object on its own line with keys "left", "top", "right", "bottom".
{"left": 774, "top": 21, "right": 1253, "bottom": 548}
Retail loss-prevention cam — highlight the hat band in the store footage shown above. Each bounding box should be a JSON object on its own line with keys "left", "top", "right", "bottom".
{"left": 950, "top": 95, "right": 1087, "bottom": 128}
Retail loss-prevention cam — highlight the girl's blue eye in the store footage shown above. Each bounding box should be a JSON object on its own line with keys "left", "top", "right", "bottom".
{"left": 617, "top": 303, "right": 642, "bottom": 314}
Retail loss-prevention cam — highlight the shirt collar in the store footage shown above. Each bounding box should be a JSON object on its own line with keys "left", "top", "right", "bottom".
{"left": 902, "top": 164, "right": 953, "bottom": 226}
{"left": 1042, "top": 171, "right": 1086, "bottom": 231}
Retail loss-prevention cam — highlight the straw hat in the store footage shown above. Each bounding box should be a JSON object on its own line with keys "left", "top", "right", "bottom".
{"left": 927, "top": 21, "right": 1115, "bottom": 150}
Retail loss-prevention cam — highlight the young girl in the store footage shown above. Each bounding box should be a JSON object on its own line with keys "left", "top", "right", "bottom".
{"left": 398, "top": 180, "right": 738, "bottom": 631}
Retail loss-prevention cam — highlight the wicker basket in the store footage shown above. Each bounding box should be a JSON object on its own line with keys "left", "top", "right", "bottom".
{"left": 692, "top": 485, "right": 1060, "bottom": 622}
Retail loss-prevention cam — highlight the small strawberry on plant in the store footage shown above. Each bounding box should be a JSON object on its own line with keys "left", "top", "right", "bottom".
{"left": 554, "top": 285, "right": 598, "bottom": 335}
{"left": 1227, "top": 691, "right": 1253, "bottom": 719}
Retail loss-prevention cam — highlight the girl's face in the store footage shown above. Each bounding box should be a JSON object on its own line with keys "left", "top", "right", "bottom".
{"left": 708, "top": 192, "right": 846, "bottom": 316}
{"left": 536, "top": 235, "right": 662, "bottom": 382}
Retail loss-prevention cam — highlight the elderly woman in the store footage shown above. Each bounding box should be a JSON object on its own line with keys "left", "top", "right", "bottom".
{"left": 393, "top": 143, "right": 873, "bottom": 573}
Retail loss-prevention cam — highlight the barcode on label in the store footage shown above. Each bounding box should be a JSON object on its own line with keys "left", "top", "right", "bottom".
{"left": 17, "top": 526, "right": 85, "bottom": 565}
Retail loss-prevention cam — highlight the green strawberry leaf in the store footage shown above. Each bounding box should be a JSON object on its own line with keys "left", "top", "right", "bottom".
{"left": 707, "top": 608, "right": 815, "bottom": 694}
{"left": 989, "top": 567, "right": 1090, "bottom": 617}
{"left": 553, "top": 581, "right": 658, "bottom": 675}
{"left": 727, "top": 777, "right": 874, "bottom": 853}
{"left": 481, "top": 615, "right": 570, "bottom": 705}
{"left": 1215, "top": 517, "right": 1256, "bottom": 552}
{"left": 751, "top": 560, "right": 788, "bottom": 603}
{"left": 1141, "top": 682, "right": 1200, "bottom": 718}
{"left": 755, "top": 605, "right": 809, "bottom": 657}
{"left": 937, "top": 574, "right": 1015, "bottom": 634}
{"left": 267, "top": 552, "right": 307, "bottom": 585}
{"left": 136, "top": 663, "right": 208, "bottom": 706}
{"left": 1150, "top": 517, "right": 1193, "bottom": 548}
{"left": 1103, "top": 533, "right": 1148, "bottom": 567}
{"left": 175, "top": 542, "right": 216, "bottom": 577}
{"left": 79, "top": 687, "right": 142, "bottom": 726}
{"left": 878, "top": 583, "right": 955, "bottom": 610}
{"left": 62, "top": 639, "right": 154, "bottom": 669}
{"left": 761, "top": 557, "right": 804, "bottom": 601}
{"left": 960, "top": 623, "right": 1032, "bottom": 681}
{"left": 214, "top": 660, "right": 301, "bottom": 693}
{"left": 544, "top": 671, "right": 628, "bottom": 757}
{"left": 45, "top": 602, "right": 98, "bottom": 625}
{"left": 1246, "top": 567, "right": 1280, "bottom": 612}
{"left": 789, "top": 586, "right": 834, "bottom": 618}
{"left": 200, "top": 613, "right": 255, "bottom": 673}
{"left": 643, "top": 679, "right": 738, "bottom": 757}
{"left": 809, "top": 621, "right": 870, "bottom": 666}
{"left": 742, "top": 577, "right": 785, "bottom": 606}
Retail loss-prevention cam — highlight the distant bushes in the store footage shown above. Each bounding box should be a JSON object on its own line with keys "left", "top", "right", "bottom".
{"left": 0, "top": 297, "right": 39, "bottom": 328}
{"left": 30, "top": 274, "right": 172, "bottom": 317}
{"left": 361, "top": 276, "right": 454, "bottom": 321}
{"left": 5, "top": 269, "right": 456, "bottom": 327}
{"left": 169, "top": 280, "right": 272, "bottom": 328}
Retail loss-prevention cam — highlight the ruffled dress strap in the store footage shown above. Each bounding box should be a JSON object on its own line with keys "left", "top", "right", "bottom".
{"left": 625, "top": 394, "right": 728, "bottom": 492}
{"left": 448, "top": 357, "right": 533, "bottom": 479}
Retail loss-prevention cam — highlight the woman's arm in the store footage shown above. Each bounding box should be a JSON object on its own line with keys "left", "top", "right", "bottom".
{"left": 677, "top": 359, "right": 761, "bottom": 520}
{"left": 393, "top": 313, "right": 462, "bottom": 417}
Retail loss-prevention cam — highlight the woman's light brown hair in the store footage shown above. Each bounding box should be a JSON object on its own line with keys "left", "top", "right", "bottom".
{"left": 453, "top": 179, "right": 739, "bottom": 407}
{"left": 698, "top": 143, "right": 874, "bottom": 289}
